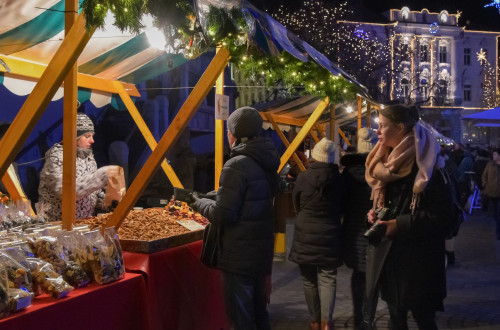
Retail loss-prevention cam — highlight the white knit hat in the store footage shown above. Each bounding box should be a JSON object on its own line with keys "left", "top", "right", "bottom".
{"left": 311, "top": 138, "right": 338, "bottom": 163}
{"left": 357, "top": 127, "right": 377, "bottom": 154}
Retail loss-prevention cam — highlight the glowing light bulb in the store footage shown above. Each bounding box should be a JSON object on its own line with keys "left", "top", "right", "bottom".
{"left": 346, "top": 106, "right": 353, "bottom": 113}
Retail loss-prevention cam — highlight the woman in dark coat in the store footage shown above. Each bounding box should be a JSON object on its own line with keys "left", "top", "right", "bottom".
{"left": 365, "top": 105, "right": 453, "bottom": 330}
{"left": 289, "top": 138, "right": 345, "bottom": 330}
{"left": 340, "top": 127, "right": 378, "bottom": 330}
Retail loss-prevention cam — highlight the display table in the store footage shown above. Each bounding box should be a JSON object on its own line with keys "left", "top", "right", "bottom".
{"left": 123, "top": 240, "right": 229, "bottom": 330}
{"left": 0, "top": 273, "right": 150, "bottom": 330}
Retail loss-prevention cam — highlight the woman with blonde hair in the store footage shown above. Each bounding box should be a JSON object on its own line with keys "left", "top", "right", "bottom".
{"left": 365, "top": 104, "right": 453, "bottom": 329}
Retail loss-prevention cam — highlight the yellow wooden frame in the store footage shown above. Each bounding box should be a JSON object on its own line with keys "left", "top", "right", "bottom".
{"left": 106, "top": 48, "right": 231, "bottom": 229}
{"left": 0, "top": 12, "right": 94, "bottom": 179}
{"left": 1, "top": 165, "right": 35, "bottom": 215}
{"left": 265, "top": 113, "right": 306, "bottom": 172}
{"left": 214, "top": 47, "right": 225, "bottom": 190}
{"left": 278, "top": 98, "right": 329, "bottom": 173}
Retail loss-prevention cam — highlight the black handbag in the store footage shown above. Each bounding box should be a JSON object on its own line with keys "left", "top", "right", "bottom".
{"left": 200, "top": 222, "right": 219, "bottom": 268}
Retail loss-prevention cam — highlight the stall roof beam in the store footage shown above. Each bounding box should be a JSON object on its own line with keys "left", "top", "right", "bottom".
{"left": 113, "top": 80, "right": 183, "bottom": 188}
{"left": 0, "top": 55, "right": 140, "bottom": 97}
{"left": 105, "top": 48, "right": 231, "bottom": 229}
{"left": 0, "top": 12, "right": 94, "bottom": 178}
{"left": 265, "top": 113, "right": 306, "bottom": 173}
{"left": 278, "top": 98, "right": 329, "bottom": 173}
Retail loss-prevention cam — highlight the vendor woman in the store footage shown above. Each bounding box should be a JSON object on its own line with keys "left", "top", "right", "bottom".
{"left": 37, "top": 113, "right": 118, "bottom": 221}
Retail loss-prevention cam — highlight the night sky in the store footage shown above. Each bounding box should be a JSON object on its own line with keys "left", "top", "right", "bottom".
{"left": 250, "top": 0, "right": 500, "bottom": 31}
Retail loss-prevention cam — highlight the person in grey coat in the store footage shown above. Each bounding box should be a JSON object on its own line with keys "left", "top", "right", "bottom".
{"left": 289, "top": 138, "right": 345, "bottom": 330}
{"left": 191, "top": 107, "right": 279, "bottom": 330}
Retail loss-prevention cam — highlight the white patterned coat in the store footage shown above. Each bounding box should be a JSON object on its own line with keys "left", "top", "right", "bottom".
{"left": 37, "top": 143, "right": 108, "bottom": 221}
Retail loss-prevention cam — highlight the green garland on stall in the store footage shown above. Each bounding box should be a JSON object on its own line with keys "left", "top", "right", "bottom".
{"left": 80, "top": 0, "right": 358, "bottom": 104}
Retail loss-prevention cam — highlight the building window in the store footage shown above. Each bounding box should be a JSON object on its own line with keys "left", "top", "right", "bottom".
{"left": 464, "top": 84, "right": 471, "bottom": 101}
{"left": 420, "top": 79, "right": 428, "bottom": 98}
{"left": 438, "top": 79, "right": 448, "bottom": 96}
{"left": 420, "top": 44, "right": 429, "bottom": 62}
{"left": 401, "top": 43, "right": 410, "bottom": 62}
{"left": 401, "top": 78, "right": 410, "bottom": 98}
{"left": 464, "top": 48, "right": 471, "bottom": 65}
{"left": 402, "top": 7, "right": 410, "bottom": 20}
{"left": 439, "top": 46, "right": 447, "bottom": 63}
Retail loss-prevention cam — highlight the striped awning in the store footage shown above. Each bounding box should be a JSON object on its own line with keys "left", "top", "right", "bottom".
{"left": 0, "top": 0, "right": 188, "bottom": 107}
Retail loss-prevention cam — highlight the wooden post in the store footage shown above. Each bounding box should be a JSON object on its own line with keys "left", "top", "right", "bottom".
{"left": 265, "top": 114, "right": 306, "bottom": 172}
{"left": 357, "top": 96, "right": 362, "bottom": 133}
{"left": 105, "top": 48, "right": 231, "bottom": 229}
{"left": 1, "top": 165, "right": 35, "bottom": 215}
{"left": 329, "top": 104, "right": 336, "bottom": 141}
{"left": 309, "top": 129, "right": 320, "bottom": 143}
{"left": 61, "top": 0, "right": 78, "bottom": 230}
{"left": 278, "top": 98, "right": 329, "bottom": 173}
{"left": 338, "top": 128, "right": 352, "bottom": 147}
{"left": 113, "top": 81, "right": 183, "bottom": 188}
{"left": 214, "top": 47, "right": 225, "bottom": 190}
{"left": 366, "top": 101, "right": 372, "bottom": 128}
{"left": 0, "top": 12, "right": 94, "bottom": 178}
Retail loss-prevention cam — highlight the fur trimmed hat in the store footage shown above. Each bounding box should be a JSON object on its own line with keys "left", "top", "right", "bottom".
{"left": 357, "top": 127, "right": 377, "bottom": 154}
{"left": 227, "top": 107, "right": 262, "bottom": 140}
{"left": 311, "top": 138, "right": 338, "bottom": 163}
{"left": 77, "top": 113, "right": 94, "bottom": 137}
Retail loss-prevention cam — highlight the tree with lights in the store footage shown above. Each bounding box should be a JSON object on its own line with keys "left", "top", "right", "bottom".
{"left": 477, "top": 49, "right": 500, "bottom": 109}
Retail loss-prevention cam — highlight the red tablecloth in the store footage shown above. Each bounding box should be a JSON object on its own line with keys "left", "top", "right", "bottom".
{"left": 124, "top": 240, "right": 229, "bottom": 330}
{"left": 0, "top": 273, "right": 150, "bottom": 330}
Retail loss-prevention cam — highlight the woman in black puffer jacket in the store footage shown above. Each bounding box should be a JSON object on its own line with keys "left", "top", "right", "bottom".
{"left": 289, "top": 138, "right": 345, "bottom": 330}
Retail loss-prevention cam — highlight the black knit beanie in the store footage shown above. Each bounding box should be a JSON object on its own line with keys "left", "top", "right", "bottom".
{"left": 227, "top": 107, "right": 262, "bottom": 140}
{"left": 77, "top": 113, "right": 94, "bottom": 137}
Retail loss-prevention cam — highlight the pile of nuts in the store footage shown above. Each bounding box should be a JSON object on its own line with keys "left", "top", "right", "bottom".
{"left": 80, "top": 207, "right": 204, "bottom": 241}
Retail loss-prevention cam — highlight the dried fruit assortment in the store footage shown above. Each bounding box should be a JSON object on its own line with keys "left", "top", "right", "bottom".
{"left": 80, "top": 200, "right": 208, "bottom": 241}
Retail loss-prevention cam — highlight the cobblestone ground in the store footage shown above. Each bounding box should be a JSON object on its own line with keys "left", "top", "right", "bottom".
{"left": 269, "top": 212, "right": 500, "bottom": 330}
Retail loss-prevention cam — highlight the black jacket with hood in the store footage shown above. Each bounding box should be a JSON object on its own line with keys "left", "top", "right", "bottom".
{"left": 288, "top": 161, "right": 345, "bottom": 267}
{"left": 192, "top": 137, "right": 279, "bottom": 278}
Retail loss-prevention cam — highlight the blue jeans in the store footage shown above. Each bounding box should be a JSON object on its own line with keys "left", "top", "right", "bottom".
{"left": 299, "top": 264, "right": 338, "bottom": 323}
{"left": 222, "top": 271, "right": 270, "bottom": 330}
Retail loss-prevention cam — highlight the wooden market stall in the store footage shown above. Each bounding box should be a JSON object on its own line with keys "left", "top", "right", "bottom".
{"left": 0, "top": 0, "right": 379, "bottom": 327}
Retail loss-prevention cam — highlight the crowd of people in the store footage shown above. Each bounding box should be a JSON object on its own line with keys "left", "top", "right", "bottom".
{"left": 2, "top": 104, "right": 498, "bottom": 330}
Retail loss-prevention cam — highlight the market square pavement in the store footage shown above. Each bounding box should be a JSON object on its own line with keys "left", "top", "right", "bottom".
{"left": 268, "top": 211, "right": 500, "bottom": 329}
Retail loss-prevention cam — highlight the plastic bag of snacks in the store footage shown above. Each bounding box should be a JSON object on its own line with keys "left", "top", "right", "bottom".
{"left": 57, "top": 231, "right": 90, "bottom": 288}
{"left": 83, "top": 230, "right": 123, "bottom": 284}
{"left": 0, "top": 251, "right": 33, "bottom": 294}
{"left": 1, "top": 243, "right": 38, "bottom": 296}
{"left": 104, "top": 227, "right": 125, "bottom": 280}
{"left": 0, "top": 266, "right": 9, "bottom": 318}
{"left": 3, "top": 243, "right": 73, "bottom": 299}
{"left": 8, "top": 288, "right": 32, "bottom": 313}
{"left": 28, "top": 258, "right": 73, "bottom": 299}
{"left": 27, "top": 236, "right": 66, "bottom": 271}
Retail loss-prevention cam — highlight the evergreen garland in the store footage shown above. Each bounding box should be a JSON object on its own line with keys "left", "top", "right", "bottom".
{"left": 80, "top": 0, "right": 358, "bottom": 104}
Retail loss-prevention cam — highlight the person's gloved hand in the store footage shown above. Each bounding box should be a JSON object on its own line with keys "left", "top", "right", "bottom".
{"left": 189, "top": 191, "right": 200, "bottom": 208}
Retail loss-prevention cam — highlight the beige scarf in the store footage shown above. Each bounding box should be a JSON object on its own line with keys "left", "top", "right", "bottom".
{"left": 365, "top": 121, "right": 440, "bottom": 213}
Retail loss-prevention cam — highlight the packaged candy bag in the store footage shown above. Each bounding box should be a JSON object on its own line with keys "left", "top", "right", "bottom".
{"left": 104, "top": 227, "right": 125, "bottom": 280}
{"left": 0, "top": 266, "right": 9, "bottom": 318}
{"left": 8, "top": 288, "right": 32, "bottom": 313}
{"left": 28, "top": 258, "right": 73, "bottom": 299}
{"left": 0, "top": 251, "right": 33, "bottom": 294}
{"left": 57, "top": 231, "right": 90, "bottom": 288}
{"left": 83, "top": 230, "right": 122, "bottom": 284}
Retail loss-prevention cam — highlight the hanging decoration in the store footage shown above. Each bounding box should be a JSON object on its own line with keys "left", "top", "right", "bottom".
{"left": 80, "top": 0, "right": 359, "bottom": 105}
{"left": 477, "top": 48, "right": 487, "bottom": 65}
{"left": 484, "top": 0, "right": 500, "bottom": 14}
